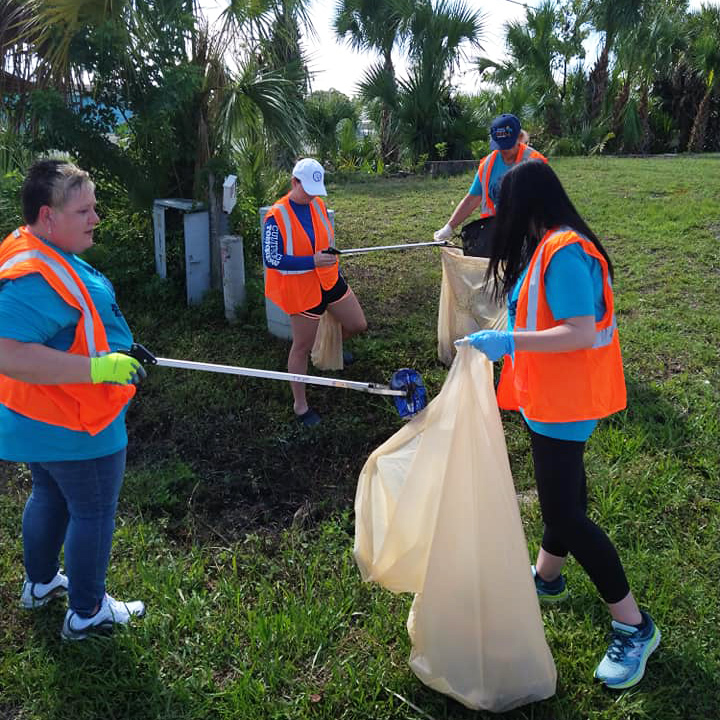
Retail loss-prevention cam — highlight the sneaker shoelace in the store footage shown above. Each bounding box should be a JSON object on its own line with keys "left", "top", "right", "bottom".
{"left": 606, "top": 630, "right": 635, "bottom": 662}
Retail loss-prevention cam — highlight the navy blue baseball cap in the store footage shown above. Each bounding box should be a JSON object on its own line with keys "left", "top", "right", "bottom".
{"left": 489, "top": 113, "right": 521, "bottom": 150}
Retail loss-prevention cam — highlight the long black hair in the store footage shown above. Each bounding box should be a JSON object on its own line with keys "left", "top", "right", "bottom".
{"left": 487, "top": 161, "right": 614, "bottom": 302}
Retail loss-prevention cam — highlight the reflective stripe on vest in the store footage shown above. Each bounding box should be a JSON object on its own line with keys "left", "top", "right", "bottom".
{"left": 478, "top": 152, "right": 498, "bottom": 217}
{"left": 0, "top": 227, "right": 134, "bottom": 435}
{"left": 521, "top": 226, "right": 617, "bottom": 348}
{"left": 264, "top": 195, "right": 338, "bottom": 315}
{"left": 0, "top": 249, "right": 100, "bottom": 356}
{"left": 496, "top": 226, "right": 625, "bottom": 421}
{"left": 478, "top": 144, "right": 546, "bottom": 218}
{"left": 268, "top": 198, "right": 334, "bottom": 276}
{"left": 312, "top": 198, "right": 333, "bottom": 244}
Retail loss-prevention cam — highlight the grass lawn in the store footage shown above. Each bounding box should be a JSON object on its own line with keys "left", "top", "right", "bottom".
{"left": 1, "top": 156, "right": 719, "bottom": 719}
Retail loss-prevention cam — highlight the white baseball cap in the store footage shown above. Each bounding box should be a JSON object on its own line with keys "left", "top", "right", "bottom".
{"left": 292, "top": 158, "right": 327, "bottom": 196}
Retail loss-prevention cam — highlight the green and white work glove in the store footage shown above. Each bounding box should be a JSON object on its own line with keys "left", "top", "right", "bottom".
{"left": 90, "top": 353, "right": 146, "bottom": 385}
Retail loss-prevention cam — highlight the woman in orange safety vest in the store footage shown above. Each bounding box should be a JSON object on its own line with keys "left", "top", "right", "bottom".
{"left": 263, "top": 158, "right": 367, "bottom": 427}
{"left": 457, "top": 161, "right": 660, "bottom": 691}
{"left": 0, "top": 158, "right": 146, "bottom": 640}
{"left": 433, "top": 113, "right": 546, "bottom": 241}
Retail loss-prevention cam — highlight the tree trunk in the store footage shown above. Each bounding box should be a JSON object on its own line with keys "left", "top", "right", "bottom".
{"left": 379, "top": 50, "right": 399, "bottom": 166}
{"left": 207, "top": 171, "right": 225, "bottom": 289}
{"left": 638, "top": 85, "right": 651, "bottom": 154}
{"left": 611, "top": 78, "right": 631, "bottom": 144}
{"left": 688, "top": 85, "right": 713, "bottom": 153}
{"left": 587, "top": 42, "right": 610, "bottom": 122}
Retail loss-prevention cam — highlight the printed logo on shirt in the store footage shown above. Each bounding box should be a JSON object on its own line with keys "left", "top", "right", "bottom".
{"left": 110, "top": 302, "right": 124, "bottom": 319}
{"left": 264, "top": 222, "right": 281, "bottom": 267}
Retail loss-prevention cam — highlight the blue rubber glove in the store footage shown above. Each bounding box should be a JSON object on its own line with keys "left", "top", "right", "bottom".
{"left": 460, "top": 330, "right": 514, "bottom": 361}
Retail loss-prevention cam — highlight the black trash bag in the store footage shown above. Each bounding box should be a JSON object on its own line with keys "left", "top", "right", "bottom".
{"left": 461, "top": 217, "right": 496, "bottom": 257}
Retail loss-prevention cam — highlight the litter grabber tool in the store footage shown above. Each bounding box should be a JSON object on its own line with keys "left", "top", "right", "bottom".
{"left": 129, "top": 343, "right": 427, "bottom": 418}
{"left": 322, "top": 239, "right": 456, "bottom": 256}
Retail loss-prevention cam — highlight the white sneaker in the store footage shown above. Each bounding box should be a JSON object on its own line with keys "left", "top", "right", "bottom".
{"left": 21, "top": 571, "right": 68, "bottom": 609}
{"left": 61, "top": 593, "right": 146, "bottom": 641}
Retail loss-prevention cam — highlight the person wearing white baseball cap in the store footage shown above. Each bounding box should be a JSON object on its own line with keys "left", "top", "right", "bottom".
{"left": 263, "top": 158, "right": 367, "bottom": 427}
{"left": 292, "top": 158, "right": 328, "bottom": 196}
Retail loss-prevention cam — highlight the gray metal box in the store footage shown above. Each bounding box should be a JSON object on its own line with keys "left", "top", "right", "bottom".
{"left": 153, "top": 199, "right": 210, "bottom": 306}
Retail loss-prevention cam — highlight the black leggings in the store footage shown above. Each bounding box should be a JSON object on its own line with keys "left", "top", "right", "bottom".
{"left": 529, "top": 427, "right": 630, "bottom": 604}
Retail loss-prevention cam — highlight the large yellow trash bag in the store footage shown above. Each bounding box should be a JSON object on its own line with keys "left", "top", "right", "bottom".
{"left": 311, "top": 311, "right": 344, "bottom": 370}
{"left": 437, "top": 247, "right": 506, "bottom": 366}
{"left": 354, "top": 346, "right": 557, "bottom": 712}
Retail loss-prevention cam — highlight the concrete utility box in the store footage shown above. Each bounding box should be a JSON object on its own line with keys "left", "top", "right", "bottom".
{"left": 153, "top": 199, "right": 210, "bottom": 305}
{"left": 220, "top": 234, "right": 245, "bottom": 322}
{"left": 259, "top": 205, "right": 336, "bottom": 340}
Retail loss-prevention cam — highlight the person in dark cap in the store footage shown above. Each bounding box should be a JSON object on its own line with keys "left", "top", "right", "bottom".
{"left": 434, "top": 114, "right": 547, "bottom": 242}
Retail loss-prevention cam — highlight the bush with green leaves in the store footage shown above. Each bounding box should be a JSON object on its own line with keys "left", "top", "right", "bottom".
{"left": 0, "top": 170, "right": 23, "bottom": 237}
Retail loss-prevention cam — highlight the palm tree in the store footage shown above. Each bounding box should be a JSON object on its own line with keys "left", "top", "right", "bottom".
{"left": 334, "top": 0, "right": 410, "bottom": 164}
{"left": 4, "top": 0, "right": 309, "bottom": 286}
{"left": 586, "top": 0, "right": 644, "bottom": 122}
{"left": 475, "top": 0, "right": 586, "bottom": 139}
{"left": 4, "top": 0, "right": 306, "bottom": 194}
{"left": 611, "top": 4, "right": 681, "bottom": 152}
{"left": 304, "top": 89, "right": 357, "bottom": 165}
{"left": 687, "top": 4, "right": 720, "bottom": 152}
{"left": 397, "top": 0, "right": 485, "bottom": 161}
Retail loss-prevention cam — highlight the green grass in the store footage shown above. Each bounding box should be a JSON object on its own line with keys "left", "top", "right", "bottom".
{"left": 1, "top": 156, "right": 719, "bottom": 719}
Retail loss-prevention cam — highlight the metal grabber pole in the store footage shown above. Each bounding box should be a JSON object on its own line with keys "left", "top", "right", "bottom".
{"left": 322, "top": 239, "right": 457, "bottom": 256}
{"left": 129, "top": 344, "right": 428, "bottom": 418}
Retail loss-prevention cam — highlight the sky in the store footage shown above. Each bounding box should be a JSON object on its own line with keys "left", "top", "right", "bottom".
{"left": 201, "top": 0, "right": 719, "bottom": 99}
{"left": 301, "top": 0, "right": 535, "bottom": 97}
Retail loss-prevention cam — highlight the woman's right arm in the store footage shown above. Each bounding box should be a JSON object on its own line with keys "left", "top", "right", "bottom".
{"left": 0, "top": 338, "right": 91, "bottom": 384}
{"left": 263, "top": 216, "right": 316, "bottom": 271}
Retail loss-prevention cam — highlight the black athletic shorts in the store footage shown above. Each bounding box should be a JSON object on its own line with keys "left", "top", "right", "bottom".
{"left": 300, "top": 275, "right": 350, "bottom": 318}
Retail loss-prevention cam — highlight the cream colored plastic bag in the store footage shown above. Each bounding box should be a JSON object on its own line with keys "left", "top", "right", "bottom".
{"left": 354, "top": 346, "right": 556, "bottom": 712}
{"left": 437, "top": 247, "right": 507, "bottom": 366}
{"left": 311, "top": 311, "right": 344, "bottom": 370}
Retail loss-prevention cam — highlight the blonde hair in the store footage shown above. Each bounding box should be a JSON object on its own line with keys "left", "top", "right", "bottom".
{"left": 50, "top": 162, "right": 95, "bottom": 209}
{"left": 22, "top": 158, "right": 95, "bottom": 223}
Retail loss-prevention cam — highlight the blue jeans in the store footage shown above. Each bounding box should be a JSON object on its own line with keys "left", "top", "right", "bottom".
{"left": 23, "top": 449, "right": 126, "bottom": 616}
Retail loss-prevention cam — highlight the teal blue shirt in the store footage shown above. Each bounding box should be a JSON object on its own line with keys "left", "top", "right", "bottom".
{"left": 468, "top": 154, "right": 513, "bottom": 208}
{"left": 508, "top": 243, "right": 605, "bottom": 442}
{"left": 0, "top": 238, "right": 133, "bottom": 462}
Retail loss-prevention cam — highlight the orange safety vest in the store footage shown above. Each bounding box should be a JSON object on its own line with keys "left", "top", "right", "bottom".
{"left": 476, "top": 143, "right": 547, "bottom": 218}
{"left": 264, "top": 194, "right": 339, "bottom": 315}
{"left": 496, "top": 226, "right": 626, "bottom": 422}
{"left": 0, "top": 227, "right": 135, "bottom": 435}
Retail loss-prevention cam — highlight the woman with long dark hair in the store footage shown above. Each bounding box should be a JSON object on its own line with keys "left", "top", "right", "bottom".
{"left": 457, "top": 161, "right": 660, "bottom": 690}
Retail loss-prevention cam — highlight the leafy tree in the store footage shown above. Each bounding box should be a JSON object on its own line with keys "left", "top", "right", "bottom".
{"left": 475, "top": 0, "right": 586, "bottom": 139}
{"left": 585, "top": 0, "right": 644, "bottom": 122}
{"left": 397, "top": 0, "right": 484, "bottom": 161}
{"left": 2, "top": 0, "right": 307, "bottom": 200}
{"left": 334, "top": 0, "right": 409, "bottom": 164}
{"left": 304, "top": 89, "right": 357, "bottom": 165}
{"left": 687, "top": 4, "right": 720, "bottom": 152}
{"left": 611, "top": 4, "right": 682, "bottom": 152}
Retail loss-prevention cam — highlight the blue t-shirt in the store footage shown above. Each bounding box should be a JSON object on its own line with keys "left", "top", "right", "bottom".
{"left": 508, "top": 242, "right": 605, "bottom": 442}
{"left": 468, "top": 153, "right": 514, "bottom": 208}
{"left": 263, "top": 200, "right": 317, "bottom": 271}
{"left": 0, "top": 238, "right": 133, "bottom": 462}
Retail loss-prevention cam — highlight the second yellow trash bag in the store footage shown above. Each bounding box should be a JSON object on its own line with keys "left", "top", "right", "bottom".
{"left": 437, "top": 247, "right": 507, "bottom": 366}
{"left": 310, "top": 311, "right": 344, "bottom": 371}
{"left": 354, "top": 345, "right": 556, "bottom": 712}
